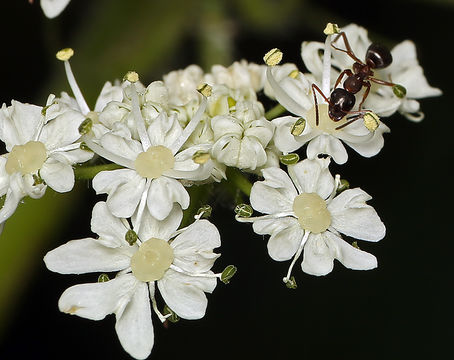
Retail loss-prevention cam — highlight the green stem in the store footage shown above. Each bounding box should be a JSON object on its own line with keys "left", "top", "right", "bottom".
{"left": 226, "top": 167, "right": 252, "bottom": 197}
{"left": 265, "top": 103, "right": 286, "bottom": 120}
{"left": 74, "top": 163, "right": 124, "bottom": 180}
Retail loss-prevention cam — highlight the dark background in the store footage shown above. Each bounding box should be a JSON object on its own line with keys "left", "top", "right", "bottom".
{"left": 0, "top": 0, "right": 451, "bottom": 359}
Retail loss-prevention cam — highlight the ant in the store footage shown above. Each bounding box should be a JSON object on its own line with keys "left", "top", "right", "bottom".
{"left": 311, "top": 31, "right": 404, "bottom": 130}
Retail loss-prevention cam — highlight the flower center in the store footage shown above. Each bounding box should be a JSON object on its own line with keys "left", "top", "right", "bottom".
{"left": 292, "top": 192, "right": 331, "bottom": 234}
{"left": 130, "top": 237, "right": 174, "bottom": 282}
{"left": 5, "top": 141, "right": 47, "bottom": 175}
{"left": 307, "top": 104, "right": 348, "bottom": 134}
{"left": 134, "top": 145, "right": 175, "bottom": 179}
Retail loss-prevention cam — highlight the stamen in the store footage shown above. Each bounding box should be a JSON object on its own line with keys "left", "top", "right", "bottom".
{"left": 235, "top": 211, "right": 295, "bottom": 223}
{"left": 56, "top": 48, "right": 90, "bottom": 115}
{"left": 132, "top": 179, "right": 152, "bottom": 234}
{"left": 283, "top": 231, "right": 310, "bottom": 285}
{"left": 263, "top": 48, "right": 283, "bottom": 66}
{"left": 321, "top": 29, "right": 334, "bottom": 96}
{"left": 82, "top": 137, "right": 134, "bottom": 168}
{"left": 126, "top": 83, "right": 151, "bottom": 151}
{"left": 169, "top": 264, "right": 222, "bottom": 279}
{"left": 168, "top": 92, "right": 208, "bottom": 155}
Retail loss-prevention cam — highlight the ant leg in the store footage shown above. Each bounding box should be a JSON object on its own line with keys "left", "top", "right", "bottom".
{"left": 311, "top": 84, "right": 331, "bottom": 126}
{"left": 334, "top": 69, "right": 353, "bottom": 89}
{"left": 368, "top": 77, "right": 395, "bottom": 87}
{"left": 331, "top": 32, "right": 364, "bottom": 64}
{"left": 357, "top": 81, "right": 371, "bottom": 110}
{"left": 334, "top": 111, "right": 367, "bottom": 130}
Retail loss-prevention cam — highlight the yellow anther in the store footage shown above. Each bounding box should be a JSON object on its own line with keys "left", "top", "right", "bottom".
{"left": 263, "top": 48, "right": 283, "bottom": 66}
{"left": 192, "top": 151, "right": 211, "bottom": 164}
{"left": 124, "top": 70, "right": 139, "bottom": 83}
{"left": 323, "top": 23, "right": 340, "bottom": 35}
{"left": 289, "top": 69, "right": 299, "bottom": 79}
{"left": 197, "top": 83, "right": 212, "bottom": 97}
{"left": 56, "top": 48, "right": 74, "bottom": 61}
{"left": 363, "top": 112, "right": 380, "bottom": 132}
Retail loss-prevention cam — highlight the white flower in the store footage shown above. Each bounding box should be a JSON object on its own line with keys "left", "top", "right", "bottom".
{"left": 211, "top": 99, "right": 275, "bottom": 171}
{"left": 44, "top": 202, "right": 222, "bottom": 359}
{"left": 301, "top": 23, "right": 442, "bottom": 121}
{"left": 40, "top": 0, "right": 71, "bottom": 18}
{"left": 87, "top": 82, "right": 213, "bottom": 221}
{"left": 267, "top": 49, "right": 390, "bottom": 164}
{"left": 0, "top": 98, "right": 92, "bottom": 225}
{"left": 237, "top": 158, "right": 385, "bottom": 284}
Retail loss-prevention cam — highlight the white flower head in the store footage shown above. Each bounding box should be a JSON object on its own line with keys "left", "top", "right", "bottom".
{"left": 44, "top": 202, "right": 223, "bottom": 359}
{"left": 237, "top": 157, "right": 385, "bottom": 285}
{"left": 0, "top": 98, "right": 92, "bottom": 225}
{"left": 301, "top": 23, "right": 442, "bottom": 122}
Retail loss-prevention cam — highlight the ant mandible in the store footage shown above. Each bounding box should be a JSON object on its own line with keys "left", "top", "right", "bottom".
{"left": 311, "top": 31, "right": 405, "bottom": 130}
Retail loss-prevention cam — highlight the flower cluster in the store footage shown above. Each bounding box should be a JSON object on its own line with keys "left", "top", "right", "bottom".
{"left": 0, "top": 22, "right": 440, "bottom": 359}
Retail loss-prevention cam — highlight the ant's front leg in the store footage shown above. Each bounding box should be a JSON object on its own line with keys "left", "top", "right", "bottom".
{"left": 311, "top": 84, "right": 331, "bottom": 127}
{"left": 358, "top": 81, "right": 371, "bottom": 110}
{"left": 331, "top": 32, "right": 364, "bottom": 64}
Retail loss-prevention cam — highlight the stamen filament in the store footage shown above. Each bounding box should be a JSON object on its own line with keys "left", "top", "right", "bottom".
{"left": 128, "top": 84, "right": 151, "bottom": 151}
{"left": 82, "top": 137, "right": 135, "bottom": 169}
{"left": 283, "top": 231, "right": 310, "bottom": 285}
{"left": 235, "top": 211, "right": 295, "bottom": 223}
{"left": 169, "top": 264, "right": 221, "bottom": 279}
{"left": 132, "top": 179, "right": 152, "bottom": 234}
{"left": 321, "top": 34, "right": 332, "bottom": 96}
{"left": 63, "top": 61, "right": 90, "bottom": 115}
{"left": 151, "top": 294, "right": 170, "bottom": 323}
{"left": 169, "top": 96, "right": 207, "bottom": 155}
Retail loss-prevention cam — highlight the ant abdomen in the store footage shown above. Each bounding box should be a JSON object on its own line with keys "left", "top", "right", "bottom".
{"left": 366, "top": 43, "right": 392, "bottom": 69}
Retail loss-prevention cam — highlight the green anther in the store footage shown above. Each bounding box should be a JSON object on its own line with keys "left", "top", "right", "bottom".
{"left": 41, "top": 104, "right": 51, "bottom": 116}
{"left": 279, "top": 153, "right": 300, "bottom": 165}
{"left": 32, "top": 174, "right": 45, "bottom": 186}
{"left": 291, "top": 117, "right": 306, "bottom": 136}
{"left": 78, "top": 118, "right": 93, "bottom": 135}
{"left": 98, "top": 273, "right": 110, "bottom": 282}
{"left": 234, "top": 204, "right": 253, "bottom": 218}
{"left": 79, "top": 142, "right": 92, "bottom": 152}
{"left": 220, "top": 265, "right": 237, "bottom": 284}
{"left": 125, "top": 229, "right": 138, "bottom": 246}
{"left": 352, "top": 241, "right": 360, "bottom": 249}
{"left": 336, "top": 179, "right": 350, "bottom": 194}
{"left": 163, "top": 304, "right": 180, "bottom": 323}
{"left": 393, "top": 84, "right": 407, "bottom": 98}
{"left": 285, "top": 276, "right": 297, "bottom": 289}
{"left": 196, "top": 205, "right": 212, "bottom": 219}
{"left": 227, "top": 96, "right": 237, "bottom": 108}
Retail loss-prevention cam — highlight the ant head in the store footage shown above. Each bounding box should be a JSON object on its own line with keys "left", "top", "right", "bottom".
{"left": 366, "top": 43, "right": 392, "bottom": 69}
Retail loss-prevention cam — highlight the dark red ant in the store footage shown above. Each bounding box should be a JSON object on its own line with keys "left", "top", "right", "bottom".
{"left": 311, "top": 31, "right": 405, "bottom": 130}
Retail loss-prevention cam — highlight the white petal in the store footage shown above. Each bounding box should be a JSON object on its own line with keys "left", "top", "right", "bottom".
{"left": 57, "top": 274, "right": 138, "bottom": 321}
{"left": 272, "top": 115, "right": 318, "bottom": 153}
{"left": 328, "top": 188, "right": 386, "bottom": 241}
{"left": 44, "top": 238, "right": 133, "bottom": 274}
{"left": 324, "top": 231, "right": 377, "bottom": 270}
{"left": 342, "top": 122, "right": 390, "bottom": 158}
{"left": 0, "top": 174, "right": 24, "bottom": 223}
{"left": 266, "top": 218, "right": 304, "bottom": 261}
{"left": 171, "top": 220, "right": 221, "bottom": 273}
{"left": 40, "top": 0, "right": 71, "bottom": 18}
{"left": 94, "top": 81, "right": 124, "bottom": 113}
{"left": 307, "top": 134, "right": 348, "bottom": 165}
{"left": 90, "top": 201, "right": 130, "bottom": 247}
{"left": 93, "top": 169, "right": 146, "bottom": 218}
{"left": 39, "top": 110, "right": 84, "bottom": 151}
{"left": 250, "top": 167, "right": 297, "bottom": 214}
{"left": 301, "top": 233, "right": 334, "bottom": 276}
{"left": 40, "top": 159, "right": 74, "bottom": 193}
{"left": 115, "top": 281, "right": 154, "bottom": 360}
{"left": 147, "top": 177, "right": 189, "bottom": 220}
{"left": 135, "top": 205, "right": 182, "bottom": 241}
{"left": 158, "top": 268, "right": 216, "bottom": 320}
{"left": 288, "top": 157, "right": 334, "bottom": 199}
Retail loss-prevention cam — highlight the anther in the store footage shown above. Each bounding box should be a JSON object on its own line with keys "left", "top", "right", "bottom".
{"left": 290, "top": 117, "right": 306, "bottom": 136}
{"left": 264, "top": 48, "right": 283, "bottom": 66}
{"left": 323, "top": 23, "right": 340, "bottom": 35}
{"left": 124, "top": 71, "right": 139, "bottom": 83}
{"left": 56, "top": 48, "right": 74, "bottom": 61}
{"left": 197, "top": 83, "right": 212, "bottom": 97}
{"left": 363, "top": 112, "right": 380, "bottom": 132}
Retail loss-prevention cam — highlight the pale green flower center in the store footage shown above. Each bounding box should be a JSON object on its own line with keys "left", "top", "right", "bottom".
{"left": 307, "top": 104, "right": 348, "bottom": 134}
{"left": 5, "top": 141, "right": 47, "bottom": 175}
{"left": 292, "top": 192, "right": 331, "bottom": 234}
{"left": 130, "top": 238, "right": 174, "bottom": 282}
{"left": 134, "top": 145, "right": 175, "bottom": 179}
